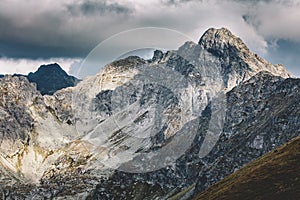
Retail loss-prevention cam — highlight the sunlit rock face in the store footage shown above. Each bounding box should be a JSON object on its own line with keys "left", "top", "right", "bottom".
{"left": 0, "top": 28, "right": 298, "bottom": 199}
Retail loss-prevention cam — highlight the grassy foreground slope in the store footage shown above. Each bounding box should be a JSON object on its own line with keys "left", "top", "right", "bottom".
{"left": 195, "top": 136, "right": 300, "bottom": 200}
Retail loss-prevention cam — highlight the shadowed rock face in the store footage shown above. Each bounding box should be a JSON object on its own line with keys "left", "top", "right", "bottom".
{"left": 0, "top": 28, "right": 298, "bottom": 199}
{"left": 27, "top": 63, "right": 79, "bottom": 95}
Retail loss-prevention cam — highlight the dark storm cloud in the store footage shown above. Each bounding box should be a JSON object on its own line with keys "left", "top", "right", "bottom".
{"left": 0, "top": 0, "right": 134, "bottom": 59}
{"left": 66, "top": 1, "right": 133, "bottom": 16}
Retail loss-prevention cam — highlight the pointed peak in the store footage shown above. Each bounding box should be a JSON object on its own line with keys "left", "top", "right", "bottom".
{"left": 31, "top": 63, "right": 68, "bottom": 77}
{"left": 152, "top": 50, "right": 164, "bottom": 62}
{"left": 198, "top": 27, "right": 249, "bottom": 56}
{"left": 198, "top": 27, "right": 236, "bottom": 44}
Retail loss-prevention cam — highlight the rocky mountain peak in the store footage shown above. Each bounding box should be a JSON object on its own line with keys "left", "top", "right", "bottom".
{"left": 28, "top": 63, "right": 68, "bottom": 79}
{"left": 198, "top": 27, "right": 249, "bottom": 57}
{"left": 195, "top": 27, "right": 293, "bottom": 85}
{"left": 109, "top": 56, "right": 146, "bottom": 70}
{"left": 151, "top": 50, "right": 164, "bottom": 63}
{"left": 27, "top": 63, "right": 79, "bottom": 95}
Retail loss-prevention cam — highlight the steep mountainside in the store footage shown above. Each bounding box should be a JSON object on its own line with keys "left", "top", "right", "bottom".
{"left": 27, "top": 63, "right": 79, "bottom": 95}
{"left": 195, "top": 135, "right": 300, "bottom": 200}
{"left": 0, "top": 28, "right": 298, "bottom": 199}
{"left": 192, "top": 72, "right": 300, "bottom": 195}
{"left": 88, "top": 71, "right": 300, "bottom": 200}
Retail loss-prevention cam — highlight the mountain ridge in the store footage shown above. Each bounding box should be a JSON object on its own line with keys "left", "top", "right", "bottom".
{"left": 0, "top": 27, "right": 298, "bottom": 199}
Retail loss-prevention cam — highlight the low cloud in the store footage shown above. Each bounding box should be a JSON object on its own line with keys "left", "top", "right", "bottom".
{"left": 68, "top": 59, "right": 83, "bottom": 76}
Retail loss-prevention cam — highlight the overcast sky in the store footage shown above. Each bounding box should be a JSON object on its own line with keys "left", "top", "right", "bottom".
{"left": 0, "top": 0, "right": 299, "bottom": 76}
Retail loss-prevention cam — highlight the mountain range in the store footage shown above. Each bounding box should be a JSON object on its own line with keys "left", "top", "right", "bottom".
{"left": 0, "top": 27, "right": 299, "bottom": 199}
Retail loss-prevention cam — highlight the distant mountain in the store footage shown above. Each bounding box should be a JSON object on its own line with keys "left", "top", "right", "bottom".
{"left": 27, "top": 63, "right": 79, "bottom": 95}
{"left": 195, "top": 135, "right": 300, "bottom": 200}
{"left": 0, "top": 28, "right": 298, "bottom": 199}
{"left": 0, "top": 64, "right": 78, "bottom": 95}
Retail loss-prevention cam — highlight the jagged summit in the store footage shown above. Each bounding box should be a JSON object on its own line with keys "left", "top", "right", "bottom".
{"left": 198, "top": 27, "right": 250, "bottom": 57}
{"left": 152, "top": 50, "right": 164, "bottom": 63}
{"left": 109, "top": 56, "right": 146, "bottom": 69}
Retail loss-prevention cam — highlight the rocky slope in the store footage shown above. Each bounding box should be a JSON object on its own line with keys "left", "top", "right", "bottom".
{"left": 192, "top": 72, "right": 300, "bottom": 196}
{"left": 0, "top": 27, "right": 298, "bottom": 199}
{"left": 87, "top": 71, "right": 300, "bottom": 200}
{"left": 0, "top": 75, "right": 77, "bottom": 183}
{"left": 195, "top": 135, "right": 300, "bottom": 200}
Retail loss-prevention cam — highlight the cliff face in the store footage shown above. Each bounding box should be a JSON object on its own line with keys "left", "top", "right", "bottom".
{"left": 0, "top": 28, "right": 298, "bottom": 199}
